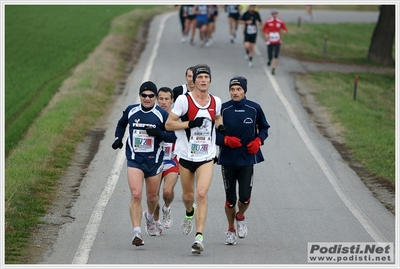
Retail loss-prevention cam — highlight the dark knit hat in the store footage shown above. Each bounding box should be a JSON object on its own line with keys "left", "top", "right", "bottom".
{"left": 192, "top": 65, "right": 211, "bottom": 82}
{"left": 229, "top": 76, "right": 247, "bottom": 92}
{"left": 139, "top": 81, "right": 157, "bottom": 95}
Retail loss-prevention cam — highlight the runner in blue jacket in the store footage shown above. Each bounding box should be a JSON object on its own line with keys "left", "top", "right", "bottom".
{"left": 216, "top": 76, "right": 270, "bottom": 245}
{"left": 112, "top": 81, "right": 176, "bottom": 246}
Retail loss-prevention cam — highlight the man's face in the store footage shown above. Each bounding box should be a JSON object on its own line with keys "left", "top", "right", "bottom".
{"left": 140, "top": 90, "right": 156, "bottom": 108}
{"left": 186, "top": 70, "right": 195, "bottom": 89}
{"left": 194, "top": 73, "right": 211, "bottom": 92}
{"left": 229, "top": 85, "right": 246, "bottom": 102}
{"left": 157, "top": 91, "right": 173, "bottom": 111}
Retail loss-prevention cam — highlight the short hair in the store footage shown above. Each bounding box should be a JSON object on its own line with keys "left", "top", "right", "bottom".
{"left": 185, "top": 66, "right": 195, "bottom": 76}
{"left": 157, "top": 87, "right": 173, "bottom": 99}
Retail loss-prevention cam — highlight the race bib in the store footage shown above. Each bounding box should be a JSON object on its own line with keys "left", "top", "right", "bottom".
{"left": 163, "top": 142, "right": 173, "bottom": 160}
{"left": 188, "top": 135, "right": 211, "bottom": 158}
{"left": 269, "top": 31, "right": 280, "bottom": 42}
{"left": 132, "top": 129, "right": 154, "bottom": 152}
{"left": 247, "top": 25, "right": 257, "bottom": 35}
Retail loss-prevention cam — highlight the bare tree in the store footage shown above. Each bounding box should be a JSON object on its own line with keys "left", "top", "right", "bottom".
{"left": 367, "top": 5, "right": 395, "bottom": 66}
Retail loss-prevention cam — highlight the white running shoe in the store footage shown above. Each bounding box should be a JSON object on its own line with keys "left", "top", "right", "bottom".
{"left": 224, "top": 231, "right": 237, "bottom": 245}
{"left": 156, "top": 220, "right": 164, "bottom": 236}
{"left": 191, "top": 234, "right": 204, "bottom": 254}
{"left": 236, "top": 218, "right": 248, "bottom": 239}
{"left": 181, "top": 203, "right": 196, "bottom": 235}
{"left": 143, "top": 210, "right": 157, "bottom": 236}
{"left": 132, "top": 231, "right": 144, "bottom": 246}
{"left": 162, "top": 206, "right": 173, "bottom": 229}
{"left": 248, "top": 61, "right": 253, "bottom": 68}
{"left": 181, "top": 37, "right": 186, "bottom": 43}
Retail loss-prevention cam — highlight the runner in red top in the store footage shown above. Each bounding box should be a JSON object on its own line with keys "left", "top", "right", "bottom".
{"left": 262, "top": 8, "right": 288, "bottom": 75}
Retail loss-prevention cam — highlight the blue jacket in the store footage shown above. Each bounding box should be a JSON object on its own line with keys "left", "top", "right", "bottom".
{"left": 114, "top": 104, "right": 176, "bottom": 165}
{"left": 216, "top": 97, "right": 270, "bottom": 166}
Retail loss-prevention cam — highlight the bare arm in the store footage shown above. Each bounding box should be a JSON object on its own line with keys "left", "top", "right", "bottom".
{"left": 165, "top": 112, "right": 189, "bottom": 131}
{"left": 215, "top": 114, "right": 223, "bottom": 129}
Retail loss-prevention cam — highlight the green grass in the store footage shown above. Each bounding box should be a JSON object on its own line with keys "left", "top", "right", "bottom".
{"left": 5, "top": 5, "right": 153, "bottom": 156}
{"left": 283, "top": 22, "right": 383, "bottom": 65}
{"left": 4, "top": 5, "right": 167, "bottom": 263}
{"left": 305, "top": 72, "right": 395, "bottom": 182}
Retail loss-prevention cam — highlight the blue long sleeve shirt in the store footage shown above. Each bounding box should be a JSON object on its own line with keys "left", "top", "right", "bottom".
{"left": 216, "top": 97, "right": 270, "bottom": 166}
{"left": 114, "top": 104, "right": 176, "bottom": 165}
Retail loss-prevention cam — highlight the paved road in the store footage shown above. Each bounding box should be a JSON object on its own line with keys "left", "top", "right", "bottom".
{"left": 41, "top": 8, "right": 394, "bottom": 267}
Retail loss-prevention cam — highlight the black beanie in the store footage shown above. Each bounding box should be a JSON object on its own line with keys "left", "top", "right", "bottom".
{"left": 139, "top": 81, "right": 157, "bottom": 95}
{"left": 229, "top": 77, "right": 247, "bottom": 92}
{"left": 192, "top": 65, "right": 211, "bottom": 82}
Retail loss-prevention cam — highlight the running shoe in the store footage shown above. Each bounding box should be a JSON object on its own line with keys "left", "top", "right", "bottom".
{"left": 191, "top": 234, "right": 204, "bottom": 254}
{"left": 200, "top": 40, "right": 206, "bottom": 48}
{"left": 132, "top": 231, "right": 144, "bottom": 246}
{"left": 248, "top": 61, "right": 253, "bottom": 68}
{"left": 267, "top": 60, "right": 271, "bottom": 66}
{"left": 181, "top": 37, "right": 186, "bottom": 43}
{"left": 156, "top": 220, "right": 164, "bottom": 236}
{"left": 143, "top": 210, "right": 157, "bottom": 236}
{"left": 271, "top": 68, "right": 275, "bottom": 75}
{"left": 162, "top": 206, "right": 173, "bottom": 229}
{"left": 181, "top": 203, "right": 196, "bottom": 235}
{"left": 224, "top": 231, "right": 237, "bottom": 245}
{"left": 236, "top": 217, "right": 248, "bottom": 239}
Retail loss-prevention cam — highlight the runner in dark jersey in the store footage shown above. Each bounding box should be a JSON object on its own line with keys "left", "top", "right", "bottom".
{"left": 216, "top": 76, "right": 270, "bottom": 245}
{"left": 112, "top": 81, "right": 176, "bottom": 246}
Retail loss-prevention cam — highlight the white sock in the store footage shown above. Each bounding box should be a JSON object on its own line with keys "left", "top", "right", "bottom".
{"left": 146, "top": 212, "right": 154, "bottom": 222}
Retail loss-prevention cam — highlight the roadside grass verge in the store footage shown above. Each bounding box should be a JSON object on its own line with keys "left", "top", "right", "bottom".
{"left": 4, "top": 6, "right": 168, "bottom": 263}
{"left": 280, "top": 21, "right": 395, "bottom": 185}
{"left": 284, "top": 22, "right": 382, "bottom": 65}
{"left": 299, "top": 72, "right": 395, "bottom": 184}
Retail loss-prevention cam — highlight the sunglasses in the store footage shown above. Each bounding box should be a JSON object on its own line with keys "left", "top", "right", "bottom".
{"left": 140, "top": 93, "right": 156, "bottom": 98}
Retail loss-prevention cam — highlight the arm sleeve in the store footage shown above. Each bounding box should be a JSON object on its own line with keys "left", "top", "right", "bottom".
{"left": 256, "top": 104, "right": 270, "bottom": 144}
{"left": 114, "top": 107, "right": 129, "bottom": 139}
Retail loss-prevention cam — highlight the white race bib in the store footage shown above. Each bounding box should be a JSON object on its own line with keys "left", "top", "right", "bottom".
{"left": 247, "top": 25, "right": 257, "bottom": 35}
{"left": 132, "top": 129, "right": 154, "bottom": 152}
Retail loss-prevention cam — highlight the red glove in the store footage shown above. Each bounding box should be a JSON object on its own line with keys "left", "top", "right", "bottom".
{"left": 224, "top": 136, "right": 242, "bottom": 148}
{"left": 247, "top": 137, "right": 262, "bottom": 154}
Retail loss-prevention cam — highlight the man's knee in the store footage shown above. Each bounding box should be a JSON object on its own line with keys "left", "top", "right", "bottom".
{"left": 225, "top": 201, "right": 236, "bottom": 208}
{"left": 239, "top": 197, "right": 251, "bottom": 205}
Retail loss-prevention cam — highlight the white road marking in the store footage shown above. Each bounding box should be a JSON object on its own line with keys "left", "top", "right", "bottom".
{"left": 72, "top": 12, "right": 174, "bottom": 264}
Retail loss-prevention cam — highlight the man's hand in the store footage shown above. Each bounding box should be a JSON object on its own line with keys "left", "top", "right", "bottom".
{"left": 217, "top": 125, "right": 229, "bottom": 135}
{"left": 188, "top": 117, "right": 205, "bottom": 128}
{"left": 224, "top": 136, "right": 242, "bottom": 148}
{"left": 247, "top": 137, "right": 262, "bottom": 154}
{"left": 146, "top": 127, "right": 162, "bottom": 137}
{"left": 112, "top": 137, "right": 123, "bottom": 149}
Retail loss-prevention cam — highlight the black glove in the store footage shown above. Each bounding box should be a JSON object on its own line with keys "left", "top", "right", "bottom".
{"left": 188, "top": 117, "right": 205, "bottom": 128}
{"left": 112, "top": 137, "right": 123, "bottom": 149}
{"left": 217, "top": 125, "right": 229, "bottom": 135}
{"left": 146, "top": 127, "right": 162, "bottom": 137}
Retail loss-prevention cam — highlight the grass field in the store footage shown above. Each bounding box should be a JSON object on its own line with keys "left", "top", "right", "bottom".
{"left": 5, "top": 5, "right": 153, "bottom": 156}
{"left": 4, "top": 5, "right": 395, "bottom": 264}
